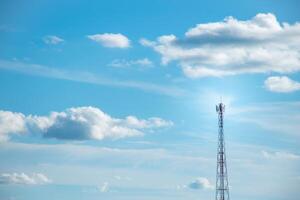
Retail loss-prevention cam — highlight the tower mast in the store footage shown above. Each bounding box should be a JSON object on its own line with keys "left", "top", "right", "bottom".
{"left": 215, "top": 103, "right": 230, "bottom": 200}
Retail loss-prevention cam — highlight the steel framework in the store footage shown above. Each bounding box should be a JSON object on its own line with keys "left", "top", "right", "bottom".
{"left": 215, "top": 103, "right": 230, "bottom": 200}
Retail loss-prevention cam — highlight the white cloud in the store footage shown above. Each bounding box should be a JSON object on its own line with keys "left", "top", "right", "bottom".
{"left": 113, "top": 175, "right": 131, "bottom": 181}
{"left": 125, "top": 115, "right": 173, "bottom": 129}
{"left": 87, "top": 33, "right": 130, "bottom": 48}
{"left": 141, "top": 13, "right": 300, "bottom": 78}
{"left": 264, "top": 76, "right": 300, "bottom": 93}
{"left": 139, "top": 38, "right": 155, "bottom": 47}
{"left": 0, "top": 107, "right": 173, "bottom": 141}
{"left": 43, "top": 35, "right": 64, "bottom": 45}
{"left": 176, "top": 184, "right": 188, "bottom": 190}
{"left": 98, "top": 182, "right": 109, "bottom": 192}
{"left": 189, "top": 177, "right": 214, "bottom": 190}
{"left": 0, "top": 111, "right": 26, "bottom": 141}
{"left": 0, "top": 173, "right": 51, "bottom": 185}
{"left": 109, "top": 58, "right": 153, "bottom": 68}
{"left": 262, "top": 150, "right": 300, "bottom": 160}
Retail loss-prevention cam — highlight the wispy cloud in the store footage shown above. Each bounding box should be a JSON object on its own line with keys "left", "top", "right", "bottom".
{"left": 0, "top": 173, "right": 51, "bottom": 185}
{"left": 87, "top": 33, "right": 130, "bottom": 48}
{"left": 0, "top": 60, "right": 185, "bottom": 96}
{"left": 98, "top": 182, "right": 109, "bottom": 192}
{"left": 109, "top": 58, "right": 153, "bottom": 69}
{"left": 229, "top": 101, "right": 300, "bottom": 137}
{"left": 188, "top": 177, "right": 214, "bottom": 190}
{"left": 43, "top": 35, "right": 64, "bottom": 45}
{"left": 262, "top": 150, "right": 300, "bottom": 160}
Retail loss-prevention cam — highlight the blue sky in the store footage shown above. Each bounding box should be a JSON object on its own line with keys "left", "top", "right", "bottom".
{"left": 0, "top": 0, "right": 300, "bottom": 200}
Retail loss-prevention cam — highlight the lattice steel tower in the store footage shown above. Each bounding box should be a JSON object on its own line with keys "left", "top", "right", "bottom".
{"left": 215, "top": 103, "right": 230, "bottom": 200}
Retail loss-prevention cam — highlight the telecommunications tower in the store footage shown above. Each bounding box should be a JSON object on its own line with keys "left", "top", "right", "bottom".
{"left": 215, "top": 103, "right": 230, "bottom": 200}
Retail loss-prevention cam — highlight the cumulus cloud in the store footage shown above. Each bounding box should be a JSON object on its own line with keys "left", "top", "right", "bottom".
{"left": 264, "top": 76, "right": 300, "bottom": 93}
{"left": 87, "top": 33, "right": 130, "bottom": 48}
{"left": 141, "top": 13, "right": 300, "bottom": 78}
{"left": 189, "top": 177, "right": 214, "bottom": 190}
{"left": 0, "top": 107, "right": 173, "bottom": 141}
{"left": 0, "top": 173, "right": 51, "bottom": 185}
{"left": 0, "top": 110, "right": 26, "bottom": 141}
{"left": 43, "top": 35, "right": 64, "bottom": 45}
{"left": 109, "top": 58, "right": 153, "bottom": 68}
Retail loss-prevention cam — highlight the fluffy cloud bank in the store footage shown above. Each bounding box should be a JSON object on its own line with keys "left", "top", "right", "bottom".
{"left": 87, "top": 33, "right": 130, "bottom": 48}
{"left": 141, "top": 13, "right": 300, "bottom": 78}
{"left": 0, "top": 173, "right": 51, "bottom": 185}
{"left": 264, "top": 76, "right": 300, "bottom": 93}
{"left": 189, "top": 177, "right": 214, "bottom": 190}
{"left": 0, "top": 107, "right": 173, "bottom": 141}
